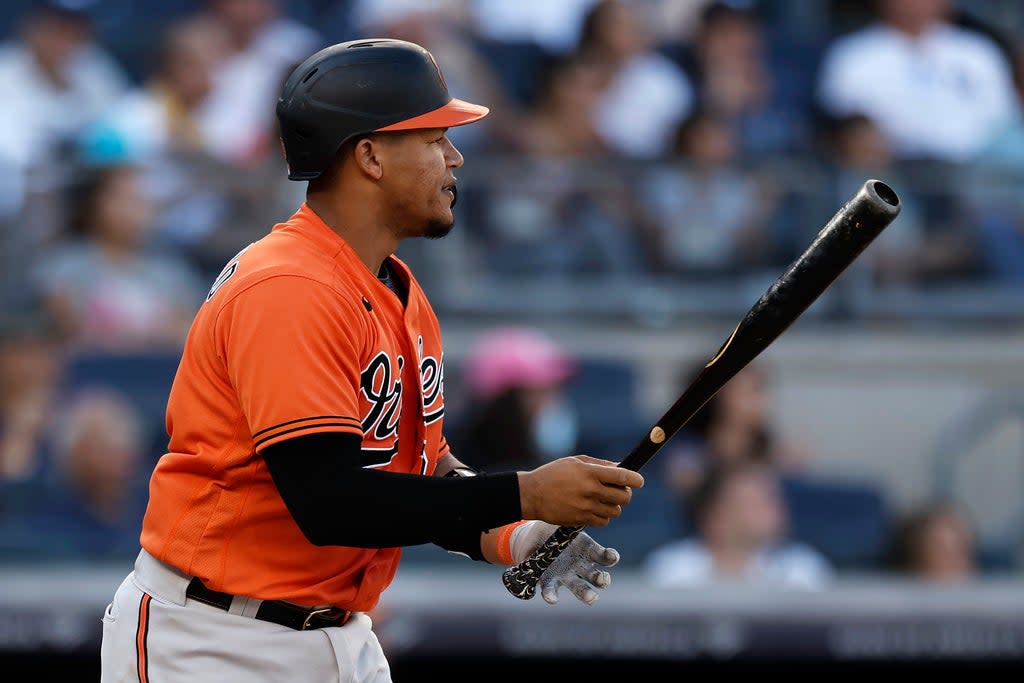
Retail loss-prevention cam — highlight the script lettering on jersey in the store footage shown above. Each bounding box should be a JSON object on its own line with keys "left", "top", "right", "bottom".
{"left": 206, "top": 245, "right": 251, "bottom": 302}
{"left": 417, "top": 336, "right": 444, "bottom": 424}
{"left": 359, "top": 351, "right": 403, "bottom": 467}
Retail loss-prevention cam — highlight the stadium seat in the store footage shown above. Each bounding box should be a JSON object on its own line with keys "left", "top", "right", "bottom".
{"left": 57, "top": 351, "right": 181, "bottom": 458}
{"left": 472, "top": 38, "right": 550, "bottom": 106}
{"left": 591, "top": 470, "right": 684, "bottom": 568}
{"left": 564, "top": 357, "right": 648, "bottom": 463}
{"left": 779, "top": 474, "right": 891, "bottom": 570}
{"left": 562, "top": 358, "right": 680, "bottom": 565}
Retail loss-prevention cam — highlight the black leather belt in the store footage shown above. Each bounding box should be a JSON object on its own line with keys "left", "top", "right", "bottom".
{"left": 185, "top": 577, "right": 351, "bottom": 631}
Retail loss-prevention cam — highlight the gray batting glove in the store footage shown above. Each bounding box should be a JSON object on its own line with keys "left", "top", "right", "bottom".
{"left": 509, "top": 521, "right": 620, "bottom": 606}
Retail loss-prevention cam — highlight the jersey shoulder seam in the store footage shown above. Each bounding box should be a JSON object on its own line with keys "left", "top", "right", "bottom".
{"left": 216, "top": 271, "right": 365, "bottom": 316}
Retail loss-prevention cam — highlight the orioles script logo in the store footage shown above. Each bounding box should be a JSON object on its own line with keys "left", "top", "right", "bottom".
{"left": 418, "top": 336, "right": 444, "bottom": 425}
{"left": 360, "top": 351, "right": 403, "bottom": 467}
{"left": 358, "top": 340, "right": 446, "bottom": 469}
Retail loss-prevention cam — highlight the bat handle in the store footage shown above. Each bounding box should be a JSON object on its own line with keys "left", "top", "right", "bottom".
{"left": 501, "top": 524, "right": 584, "bottom": 599}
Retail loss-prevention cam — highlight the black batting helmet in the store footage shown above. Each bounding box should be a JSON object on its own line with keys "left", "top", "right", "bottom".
{"left": 276, "top": 39, "right": 489, "bottom": 181}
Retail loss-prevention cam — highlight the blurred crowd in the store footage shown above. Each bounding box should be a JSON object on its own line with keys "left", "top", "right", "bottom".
{"left": 5, "top": 0, "right": 1024, "bottom": 312}
{"left": 0, "top": 0, "right": 1021, "bottom": 584}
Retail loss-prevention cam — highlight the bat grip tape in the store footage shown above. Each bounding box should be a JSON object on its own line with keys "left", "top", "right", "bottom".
{"left": 501, "top": 525, "right": 584, "bottom": 599}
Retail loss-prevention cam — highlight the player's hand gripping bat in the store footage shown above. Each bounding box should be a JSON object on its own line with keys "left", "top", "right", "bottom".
{"left": 503, "top": 178, "right": 901, "bottom": 600}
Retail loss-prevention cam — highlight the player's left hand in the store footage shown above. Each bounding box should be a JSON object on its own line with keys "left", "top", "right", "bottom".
{"left": 510, "top": 521, "right": 620, "bottom": 606}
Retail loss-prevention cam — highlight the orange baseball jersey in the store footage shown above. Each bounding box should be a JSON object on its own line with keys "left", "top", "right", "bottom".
{"left": 140, "top": 203, "right": 449, "bottom": 612}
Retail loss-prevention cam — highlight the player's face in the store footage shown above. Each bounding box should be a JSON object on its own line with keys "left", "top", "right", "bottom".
{"left": 378, "top": 128, "right": 464, "bottom": 239}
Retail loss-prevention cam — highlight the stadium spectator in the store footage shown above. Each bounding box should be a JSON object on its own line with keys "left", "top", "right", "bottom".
{"left": 31, "top": 164, "right": 205, "bottom": 351}
{"left": 576, "top": 0, "right": 694, "bottom": 159}
{"left": 0, "top": 1, "right": 128, "bottom": 280}
{"left": 80, "top": 18, "right": 228, "bottom": 166}
{"left": 450, "top": 326, "right": 578, "bottom": 472}
{"left": 685, "top": 1, "right": 811, "bottom": 157}
{"left": 662, "top": 361, "right": 811, "bottom": 502}
{"left": 639, "top": 109, "right": 781, "bottom": 275}
{"left": 78, "top": 19, "right": 233, "bottom": 255}
{"left": 889, "top": 500, "right": 978, "bottom": 582}
{"left": 645, "top": 461, "right": 832, "bottom": 589}
{"left": 480, "top": 54, "right": 654, "bottom": 274}
{"left": 969, "top": 196, "right": 1024, "bottom": 285}
{"left": 826, "top": 113, "right": 975, "bottom": 286}
{"left": 964, "top": 44, "right": 1024, "bottom": 284}
{"left": 79, "top": 17, "right": 304, "bottom": 278}
{"left": 816, "top": 0, "right": 1019, "bottom": 162}
{"left": 975, "top": 43, "right": 1024, "bottom": 169}
{"left": 25, "top": 388, "right": 148, "bottom": 560}
{"left": 193, "top": 0, "right": 322, "bottom": 166}
{"left": 0, "top": 314, "right": 62, "bottom": 482}
{"left": 500, "top": 53, "right": 608, "bottom": 159}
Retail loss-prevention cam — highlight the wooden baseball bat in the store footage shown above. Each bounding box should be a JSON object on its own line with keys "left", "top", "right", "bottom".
{"left": 503, "top": 178, "right": 901, "bottom": 600}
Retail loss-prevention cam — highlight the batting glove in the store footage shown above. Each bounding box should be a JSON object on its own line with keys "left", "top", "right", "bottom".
{"left": 509, "top": 521, "right": 620, "bottom": 606}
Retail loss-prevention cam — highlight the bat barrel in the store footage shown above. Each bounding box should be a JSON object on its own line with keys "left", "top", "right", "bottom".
{"left": 838, "top": 178, "right": 901, "bottom": 241}
{"left": 760, "top": 177, "right": 901, "bottom": 324}
{"left": 865, "top": 179, "right": 900, "bottom": 211}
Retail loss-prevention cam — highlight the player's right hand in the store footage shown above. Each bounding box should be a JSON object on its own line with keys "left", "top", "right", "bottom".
{"left": 517, "top": 455, "right": 644, "bottom": 528}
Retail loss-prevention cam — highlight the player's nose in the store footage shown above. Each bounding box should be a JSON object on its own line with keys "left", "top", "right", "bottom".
{"left": 445, "top": 138, "right": 464, "bottom": 168}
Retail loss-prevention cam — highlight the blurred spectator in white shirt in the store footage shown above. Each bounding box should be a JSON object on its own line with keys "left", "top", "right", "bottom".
{"left": 193, "top": 0, "right": 322, "bottom": 166}
{"left": 0, "top": 1, "right": 127, "bottom": 229}
{"left": 646, "top": 462, "right": 832, "bottom": 589}
{"left": 576, "top": 0, "right": 694, "bottom": 159}
{"left": 816, "top": 0, "right": 1018, "bottom": 162}
{"left": 32, "top": 164, "right": 204, "bottom": 352}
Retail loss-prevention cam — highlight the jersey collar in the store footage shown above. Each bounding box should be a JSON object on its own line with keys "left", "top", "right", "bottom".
{"left": 286, "top": 202, "right": 415, "bottom": 300}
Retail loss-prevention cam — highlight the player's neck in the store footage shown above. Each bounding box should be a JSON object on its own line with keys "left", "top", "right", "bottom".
{"left": 306, "top": 194, "right": 399, "bottom": 276}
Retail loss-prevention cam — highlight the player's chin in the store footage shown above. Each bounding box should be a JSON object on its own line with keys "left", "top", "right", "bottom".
{"left": 424, "top": 215, "right": 455, "bottom": 240}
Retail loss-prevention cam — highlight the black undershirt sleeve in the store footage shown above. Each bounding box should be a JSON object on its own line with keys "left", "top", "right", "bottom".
{"left": 261, "top": 432, "right": 522, "bottom": 551}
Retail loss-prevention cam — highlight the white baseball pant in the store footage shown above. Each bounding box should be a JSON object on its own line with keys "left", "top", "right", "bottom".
{"left": 100, "top": 550, "right": 391, "bottom": 682}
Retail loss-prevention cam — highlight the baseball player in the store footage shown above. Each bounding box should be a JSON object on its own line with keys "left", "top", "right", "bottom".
{"left": 99, "top": 39, "right": 644, "bottom": 683}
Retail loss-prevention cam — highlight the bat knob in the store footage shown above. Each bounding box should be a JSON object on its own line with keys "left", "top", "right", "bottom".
{"left": 502, "top": 567, "right": 538, "bottom": 600}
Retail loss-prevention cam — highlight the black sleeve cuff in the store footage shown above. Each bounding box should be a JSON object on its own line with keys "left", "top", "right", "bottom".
{"left": 453, "top": 471, "right": 522, "bottom": 532}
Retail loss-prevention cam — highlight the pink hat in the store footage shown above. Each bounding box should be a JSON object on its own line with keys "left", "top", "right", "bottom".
{"left": 463, "top": 327, "right": 575, "bottom": 400}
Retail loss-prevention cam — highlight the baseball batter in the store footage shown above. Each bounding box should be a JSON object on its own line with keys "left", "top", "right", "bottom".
{"left": 99, "top": 39, "right": 644, "bottom": 683}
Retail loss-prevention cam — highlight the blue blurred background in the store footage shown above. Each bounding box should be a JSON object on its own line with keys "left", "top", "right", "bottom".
{"left": 1, "top": 0, "right": 1024, "bottom": 677}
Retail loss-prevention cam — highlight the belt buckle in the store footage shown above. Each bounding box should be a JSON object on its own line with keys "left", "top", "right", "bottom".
{"left": 302, "top": 606, "right": 341, "bottom": 630}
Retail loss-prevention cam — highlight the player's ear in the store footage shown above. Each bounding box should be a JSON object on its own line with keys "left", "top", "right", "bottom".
{"left": 352, "top": 137, "right": 384, "bottom": 181}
